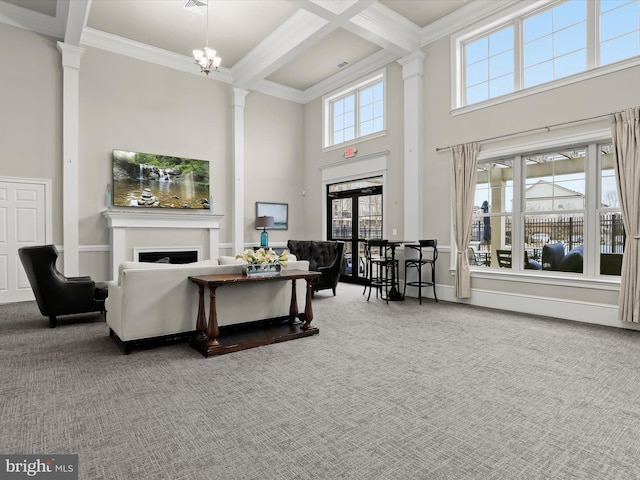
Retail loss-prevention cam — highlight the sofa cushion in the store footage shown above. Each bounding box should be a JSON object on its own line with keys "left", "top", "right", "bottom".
{"left": 542, "top": 242, "right": 565, "bottom": 270}
{"left": 190, "top": 259, "right": 219, "bottom": 266}
{"left": 219, "top": 256, "right": 246, "bottom": 265}
{"left": 558, "top": 245, "right": 584, "bottom": 273}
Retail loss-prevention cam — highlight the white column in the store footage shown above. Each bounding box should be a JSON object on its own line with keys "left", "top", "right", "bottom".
{"left": 232, "top": 88, "right": 249, "bottom": 254}
{"left": 57, "top": 42, "right": 84, "bottom": 276}
{"left": 398, "top": 51, "right": 425, "bottom": 242}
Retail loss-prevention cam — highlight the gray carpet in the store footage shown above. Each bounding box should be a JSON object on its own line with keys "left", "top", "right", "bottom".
{"left": 2, "top": 283, "right": 640, "bottom": 479}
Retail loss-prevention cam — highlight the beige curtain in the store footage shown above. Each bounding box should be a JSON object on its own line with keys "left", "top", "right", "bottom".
{"left": 451, "top": 142, "right": 479, "bottom": 298}
{"left": 611, "top": 108, "right": 640, "bottom": 322}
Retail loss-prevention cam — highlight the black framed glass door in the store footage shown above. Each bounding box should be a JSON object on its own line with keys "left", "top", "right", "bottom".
{"left": 327, "top": 177, "right": 383, "bottom": 284}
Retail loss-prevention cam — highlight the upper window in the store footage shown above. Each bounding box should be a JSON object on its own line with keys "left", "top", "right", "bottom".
{"left": 465, "top": 26, "right": 514, "bottom": 104}
{"left": 523, "top": 1, "right": 586, "bottom": 87}
{"left": 458, "top": 0, "right": 640, "bottom": 107}
{"left": 324, "top": 73, "right": 385, "bottom": 148}
{"left": 600, "top": 0, "right": 640, "bottom": 65}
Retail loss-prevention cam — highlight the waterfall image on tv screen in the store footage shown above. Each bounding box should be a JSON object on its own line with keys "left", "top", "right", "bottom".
{"left": 112, "top": 149, "right": 210, "bottom": 209}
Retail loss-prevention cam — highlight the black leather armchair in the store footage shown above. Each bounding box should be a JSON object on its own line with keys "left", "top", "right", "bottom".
{"left": 18, "top": 245, "right": 108, "bottom": 328}
{"left": 287, "top": 240, "right": 345, "bottom": 296}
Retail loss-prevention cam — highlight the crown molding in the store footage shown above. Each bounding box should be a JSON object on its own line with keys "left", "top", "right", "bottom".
{"left": 301, "top": 49, "right": 398, "bottom": 103}
{"left": 81, "top": 27, "right": 233, "bottom": 84}
{"left": 420, "top": 0, "right": 518, "bottom": 46}
{"left": 251, "top": 80, "right": 306, "bottom": 104}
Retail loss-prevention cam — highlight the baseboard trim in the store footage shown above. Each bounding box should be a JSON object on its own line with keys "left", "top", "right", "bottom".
{"left": 405, "top": 284, "right": 640, "bottom": 331}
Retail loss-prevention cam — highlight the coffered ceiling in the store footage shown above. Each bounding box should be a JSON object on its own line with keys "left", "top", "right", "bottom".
{"left": 0, "top": 0, "right": 514, "bottom": 102}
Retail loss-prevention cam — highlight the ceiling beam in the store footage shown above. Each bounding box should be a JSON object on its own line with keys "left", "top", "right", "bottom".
{"left": 65, "top": 0, "right": 90, "bottom": 46}
{"left": 348, "top": 2, "right": 420, "bottom": 57}
{"left": 232, "top": 0, "right": 379, "bottom": 90}
{"left": 231, "top": 9, "right": 330, "bottom": 90}
{"left": 0, "top": 0, "right": 66, "bottom": 38}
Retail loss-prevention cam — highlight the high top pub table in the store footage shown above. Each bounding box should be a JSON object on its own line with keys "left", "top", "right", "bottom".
{"left": 189, "top": 269, "right": 321, "bottom": 357}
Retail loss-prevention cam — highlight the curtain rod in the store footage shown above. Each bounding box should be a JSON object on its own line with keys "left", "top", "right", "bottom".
{"left": 435, "top": 111, "right": 614, "bottom": 152}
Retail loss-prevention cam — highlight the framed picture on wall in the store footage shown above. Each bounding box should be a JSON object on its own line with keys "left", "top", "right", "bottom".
{"left": 256, "top": 202, "right": 288, "bottom": 230}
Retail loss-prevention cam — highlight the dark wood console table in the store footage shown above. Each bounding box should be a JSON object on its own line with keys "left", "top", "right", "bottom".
{"left": 189, "top": 269, "right": 321, "bottom": 357}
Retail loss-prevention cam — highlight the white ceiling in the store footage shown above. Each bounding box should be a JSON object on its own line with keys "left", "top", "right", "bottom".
{"left": 0, "top": 0, "right": 514, "bottom": 102}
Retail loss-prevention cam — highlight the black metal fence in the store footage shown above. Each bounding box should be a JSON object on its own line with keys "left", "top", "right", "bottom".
{"left": 471, "top": 212, "right": 625, "bottom": 254}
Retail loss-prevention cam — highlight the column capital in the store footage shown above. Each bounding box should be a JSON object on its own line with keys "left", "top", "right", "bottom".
{"left": 397, "top": 50, "right": 426, "bottom": 80}
{"left": 57, "top": 42, "right": 85, "bottom": 70}
{"left": 231, "top": 88, "right": 250, "bottom": 108}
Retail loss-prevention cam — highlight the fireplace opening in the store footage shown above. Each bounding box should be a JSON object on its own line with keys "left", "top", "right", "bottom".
{"left": 138, "top": 250, "right": 198, "bottom": 264}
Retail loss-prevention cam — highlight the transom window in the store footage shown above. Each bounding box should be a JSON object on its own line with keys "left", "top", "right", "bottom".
{"left": 523, "top": 1, "right": 586, "bottom": 87}
{"left": 323, "top": 73, "right": 385, "bottom": 148}
{"left": 458, "top": 0, "right": 640, "bottom": 107}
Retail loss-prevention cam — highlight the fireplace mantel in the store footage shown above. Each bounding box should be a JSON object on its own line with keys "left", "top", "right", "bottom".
{"left": 103, "top": 209, "right": 224, "bottom": 280}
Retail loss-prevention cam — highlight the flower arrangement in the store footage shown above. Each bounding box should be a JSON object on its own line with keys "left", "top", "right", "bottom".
{"left": 235, "top": 248, "right": 289, "bottom": 268}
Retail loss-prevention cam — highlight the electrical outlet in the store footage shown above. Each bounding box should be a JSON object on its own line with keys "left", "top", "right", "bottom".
{"left": 392, "top": 228, "right": 397, "bottom": 236}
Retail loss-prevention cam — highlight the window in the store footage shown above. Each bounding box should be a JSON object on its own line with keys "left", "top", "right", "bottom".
{"left": 469, "top": 142, "right": 623, "bottom": 277}
{"left": 599, "top": 144, "right": 625, "bottom": 275}
{"left": 324, "top": 73, "right": 385, "bottom": 148}
{"left": 465, "top": 26, "right": 514, "bottom": 104}
{"left": 457, "top": 0, "right": 640, "bottom": 107}
{"left": 600, "top": 0, "right": 640, "bottom": 65}
{"left": 471, "top": 161, "right": 513, "bottom": 267}
{"left": 523, "top": 1, "right": 586, "bottom": 87}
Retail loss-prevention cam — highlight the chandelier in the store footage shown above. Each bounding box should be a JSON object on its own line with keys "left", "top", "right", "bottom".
{"left": 192, "top": 0, "right": 221, "bottom": 75}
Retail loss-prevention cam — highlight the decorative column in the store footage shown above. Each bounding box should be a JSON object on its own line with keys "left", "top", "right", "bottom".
{"left": 398, "top": 51, "right": 425, "bottom": 242}
{"left": 232, "top": 88, "right": 249, "bottom": 255}
{"left": 57, "top": 42, "right": 84, "bottom": 276}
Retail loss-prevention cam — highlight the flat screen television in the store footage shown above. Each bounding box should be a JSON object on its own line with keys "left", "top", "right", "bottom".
{"left": 112, "top": 149, "right": 210, "bottom": 209}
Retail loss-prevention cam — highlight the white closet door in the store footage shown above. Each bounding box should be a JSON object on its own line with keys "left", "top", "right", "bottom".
{"left": 0, "top": 180, "right": 47, "bottom": 303}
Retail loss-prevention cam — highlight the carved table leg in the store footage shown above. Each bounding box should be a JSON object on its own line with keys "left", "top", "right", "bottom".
{"left": 205, "top": 285, "right": 220, "bottom": 347}
{"left": 289, "top": 278, "right": 299, "bottom": 326}
{"left": 302, "top": 278, "right": 314, "bottom": 330}
{"left": 195, "top": 283, "right": 208, "bottom": 341}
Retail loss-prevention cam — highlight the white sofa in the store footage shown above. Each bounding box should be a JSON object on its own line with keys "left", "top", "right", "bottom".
{"left": 105, "top": 256, "right": 310, "bottom": 353}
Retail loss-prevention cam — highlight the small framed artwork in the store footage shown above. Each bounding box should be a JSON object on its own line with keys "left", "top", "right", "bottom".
{"left": 256, "top": 202, "right": 288, "bottom": 230}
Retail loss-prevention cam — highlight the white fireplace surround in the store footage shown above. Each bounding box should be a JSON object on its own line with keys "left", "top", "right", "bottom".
{"left": 103, "top": 209, "right": 223, "bottom": 280}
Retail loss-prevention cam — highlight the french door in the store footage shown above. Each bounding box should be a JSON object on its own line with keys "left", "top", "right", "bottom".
{"left": 327, "top": 176, "right": 383, "bottom": 284}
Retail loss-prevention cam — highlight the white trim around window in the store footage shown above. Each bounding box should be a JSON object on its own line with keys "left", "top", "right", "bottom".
{"left": 322, "top": 69, "right": 387, "bottom": 151}
{"left": 451, "top": 0, "right": 640, "bottom": 114}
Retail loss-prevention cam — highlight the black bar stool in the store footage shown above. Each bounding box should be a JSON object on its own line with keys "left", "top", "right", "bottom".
{"left": 403, "top": 239, "right": 438, "bottom": 304}
{"left": 364, "top": 240, "right": 397, "bottom": 303}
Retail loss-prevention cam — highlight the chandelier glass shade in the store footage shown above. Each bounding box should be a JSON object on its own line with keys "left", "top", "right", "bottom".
{"left": 192, "top": 1, "right": 221, "bottom": 75}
